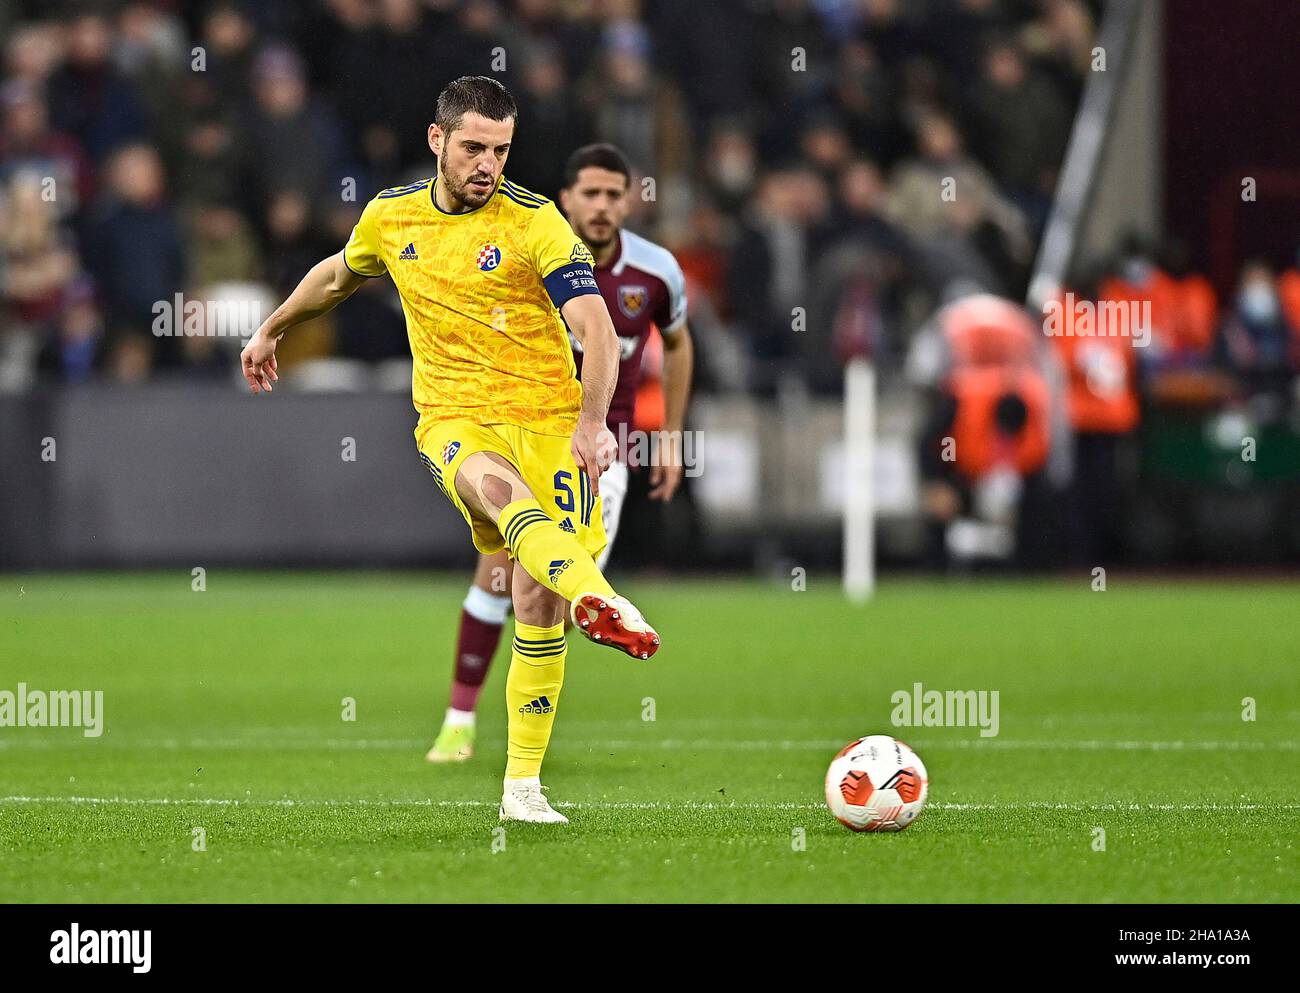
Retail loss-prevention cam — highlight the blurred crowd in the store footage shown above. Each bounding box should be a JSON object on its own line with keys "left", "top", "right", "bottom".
{"left": 3, "top": 0, "right": 1299, "bottom": 408}
{"left": 0, "top": 0, "right": 1097, "bottom": 392}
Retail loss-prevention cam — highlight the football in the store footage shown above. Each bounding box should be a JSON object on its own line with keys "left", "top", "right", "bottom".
{"left": 825, "top": 735, "right": 929, "bottom": 832}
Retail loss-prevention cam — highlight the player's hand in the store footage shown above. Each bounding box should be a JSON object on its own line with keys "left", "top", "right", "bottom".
{"left": 240, "top": 329, "right": 280, "bottom": 394}
{"left": 648, "top": 431, "right": 684, "bottom": 501}
{"left": 572, "top": 416, "right": 616, "bottom": 497}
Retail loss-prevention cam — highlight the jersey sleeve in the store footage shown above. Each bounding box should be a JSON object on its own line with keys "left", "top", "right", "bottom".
{"left": 526, "top": 201, "right": 600, "bottom": 308}
{"left": 342, "top": 197, "right": 387, "bottom": 278}
{"left": 654, "top": 253, "right": 689, "bottom": 336}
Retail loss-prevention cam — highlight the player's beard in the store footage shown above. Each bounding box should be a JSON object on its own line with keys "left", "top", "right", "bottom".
{"left": 442, "top": 162, "right": 495, "bottom": 210}
{"left": 578, "top": 220, "right": 617, "bottom": 255}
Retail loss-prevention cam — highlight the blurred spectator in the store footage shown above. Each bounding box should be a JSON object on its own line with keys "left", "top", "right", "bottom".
{"left": 913, "top": 292, "right": 1056, "bottom": 568}
{"left": 826, "top": 41, "right": 902, "bottom": 166}
{"left": 674, "top": 200, "right": 730, "bottom": 312}
{"left": 509, "top": 43, "right": 589, "bottom": 196}
{"left": 5, "top": 23, "right": 63, "bottom": 87}
{"left": 36, "top": 277, "right": 103, "bottom": 384}
{"left": 84, "top": 144, "right": 185, "bottom": 360}
{"left": 368, "top": 0, "right": 444, "bottom": 172}
{"left": 701, "top": 120, "right": 757, "bottom": 218}
{"left": 0, "top": 79, "right": 92, "bottom": 217}
{"left": 585, "top": 21, "right": 689, "bottom": 180}
{"left": 115, "top": 3, "right": 189, "bottom": 174}
{"left": 829, "top": 158, "right": 911, "bottom": 267}
{"left": 1045, "top": 279, "right": 1141, "bottom": 565}
{"left": 187, "top": 203, "right": 261, "bottom": 287}
{"left": 45, "top": 11, "right": 149, "bottom": 163}
{"left": 513, "top": 0, "right": 596, "bottom": 79}
{"left": 1098, "top": 236, "right": 1213, "bottom": 368}
{"left": 729, "top": 168, "right": 830, "bottom": 390}
{"left": 803, "top": 159, "right": 912, "bottom": 390}
{"left": 652, "top": 0, "right": 752, "bottom": 125}
{"left": 3, "top": 169, "right": 79, "bottom": 331}
{"left": 1162, "top": 239, "right": 1218, "bottom": 359}
{"left": 175, "top": 112, "right": 244, "bottom": 209}
{"left": 244, "top": 46, "right": 348, "bottom": 212}
{"left": 116, "top": 3, "right": 188, "bottom": 83}
{"left": 1218, "top": 261, "right": 1296, "bottom": 384}
{"left": 964, "top": 34, "right": 1071, "bottom": 229}
{"left": 263, "top": 189, "right": 324, "bottom": 293}
{"left": 1020, "top": 0, "right": 1097, "bottom": 107}
{"left": 201, "top": 2, "right": 259, "bottom": 118}
{"left": 1277, "top": 253, "right": 1300, "bottom": 367}
{"left": 799, "top": 114, "right": 854, "bottom": 187}
{"left": 750, "top": 0, "right": 836, "bottom": 110}
{"left": 887, "top": 111, "right": 1031, "bottom": 295}
{"left": 439, "top": 0, "right": 525, "bottom": 87}
{"left": 1, "top": 166, "right": 81, "bottom": 392}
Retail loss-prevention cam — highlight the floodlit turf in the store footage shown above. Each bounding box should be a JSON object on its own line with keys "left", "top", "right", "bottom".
{"left": 1, "top": 572, "right": 1296, "bottom": 903}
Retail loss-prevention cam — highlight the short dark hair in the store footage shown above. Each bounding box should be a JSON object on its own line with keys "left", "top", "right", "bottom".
{"left": 562, "top": 143, "right": 631, "bottom": 189}
{"left": 435, "top": 76, "right": 518, "bottom": 135}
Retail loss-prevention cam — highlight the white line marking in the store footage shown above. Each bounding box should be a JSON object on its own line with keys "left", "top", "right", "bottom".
{"left": 0, "top": 737, "right": 1295, "bottom": 752}
{"left": 0, "top": 796, "right": 1296, "bottom": 812}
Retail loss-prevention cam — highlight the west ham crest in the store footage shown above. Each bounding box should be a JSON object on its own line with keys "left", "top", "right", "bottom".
{"left": 618, "top": 285, "right": 648, "bottom": 319}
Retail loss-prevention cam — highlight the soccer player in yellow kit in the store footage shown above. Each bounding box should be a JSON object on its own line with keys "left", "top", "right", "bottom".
{"left": 239, "top": 76, "right": 659, "bottom": 824}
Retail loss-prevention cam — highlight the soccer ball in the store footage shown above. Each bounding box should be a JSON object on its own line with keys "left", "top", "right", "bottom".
{"left": 824, "top": 735, "right": 928, "bottom": 832}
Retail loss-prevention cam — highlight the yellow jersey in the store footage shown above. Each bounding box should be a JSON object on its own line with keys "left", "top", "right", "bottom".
{"left": 343, "top": 175, "right": 600, "bottom": 435}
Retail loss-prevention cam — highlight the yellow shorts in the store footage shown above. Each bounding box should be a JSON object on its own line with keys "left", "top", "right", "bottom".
{"left": 415, "top": 417, "right": 607, "bottom": 560}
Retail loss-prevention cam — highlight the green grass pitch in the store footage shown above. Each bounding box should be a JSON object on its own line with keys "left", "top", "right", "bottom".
{"left": 1, "top": 572, "right": 1296, "bottom": 903}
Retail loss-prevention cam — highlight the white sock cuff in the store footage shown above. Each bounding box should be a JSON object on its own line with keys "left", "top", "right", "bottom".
{"left": 463, "top": 584, "right": 512, "bottom": 625}
{"left": 444, "top": 707, "right": 476, "bottom": 727}
{"left": 504, "top": 775, "right": 540, "bottom": 789}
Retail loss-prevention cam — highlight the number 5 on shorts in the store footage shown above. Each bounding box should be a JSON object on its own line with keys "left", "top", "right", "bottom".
{"left": 554, "top": 470, "right": 575, "bottom": 512}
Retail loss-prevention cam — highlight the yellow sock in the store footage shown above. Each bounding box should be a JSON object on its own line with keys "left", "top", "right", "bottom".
{"left": 505, "top": 620, "right": 567, "bottom": 779}
{"left": 497, "top": 498, "right": 617, "bottom": 603}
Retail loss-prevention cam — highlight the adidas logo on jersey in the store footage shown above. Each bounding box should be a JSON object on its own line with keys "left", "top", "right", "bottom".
{"left": 559, "top": 517, "right": 576, "bottom": 534}
{"left": 399, "top": 242, "right": 418, "bottom": 260}
{"left": 519, "top": 695, "right": 554, "bottom": 715}
{"left": 547, "top": 558, "right": 573, "bottom": 584}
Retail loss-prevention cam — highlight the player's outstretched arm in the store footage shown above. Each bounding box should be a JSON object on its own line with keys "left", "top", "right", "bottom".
{"left": 561, "top": 293, "right": 619, "bottom": 495}
{"left": 649, "top": 322, "right": 695, "bottom": 501}
{"left": 240, "top": 252, "right": 368, "bottom": 394}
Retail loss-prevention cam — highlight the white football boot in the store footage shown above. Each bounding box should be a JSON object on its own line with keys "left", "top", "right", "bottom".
{"left": 499, "top": 780, "right": 569, "bottom": 824}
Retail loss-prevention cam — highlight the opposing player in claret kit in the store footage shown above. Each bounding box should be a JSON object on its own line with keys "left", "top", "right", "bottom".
{"left": 238, "top": 78, "right": 666, "bottom": 824}
{"left": 427, "top": 142, "right": 695, "bottom": 770}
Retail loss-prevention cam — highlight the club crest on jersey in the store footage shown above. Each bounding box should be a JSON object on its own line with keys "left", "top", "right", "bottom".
{"left": 441, "top": 440, "right": 461, "bottom": 465}
{"left": 476, "top": 244, "right": 502, "bottom": 271}
{"left": 618, "top": 285, "right": 648, "bottom": 319}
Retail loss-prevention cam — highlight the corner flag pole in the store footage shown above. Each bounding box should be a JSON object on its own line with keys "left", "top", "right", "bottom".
{"left": 844, "top": 356, "right": 875, "bottom": 602}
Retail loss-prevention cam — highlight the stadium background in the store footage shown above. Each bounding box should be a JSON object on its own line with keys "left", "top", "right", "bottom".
{"left": 2, "top": 0, "right": 1299, "bottom": 910}
{"left": 1, "top": 0, "right": 1298, "bottom": 575}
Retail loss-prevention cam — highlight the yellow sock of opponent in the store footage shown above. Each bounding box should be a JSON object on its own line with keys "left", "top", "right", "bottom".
{"left": 497, "top": 498, "right": 617, "bottom": 603}
{"left": 505, "top": 621, "right": 567, "bottom": 779}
